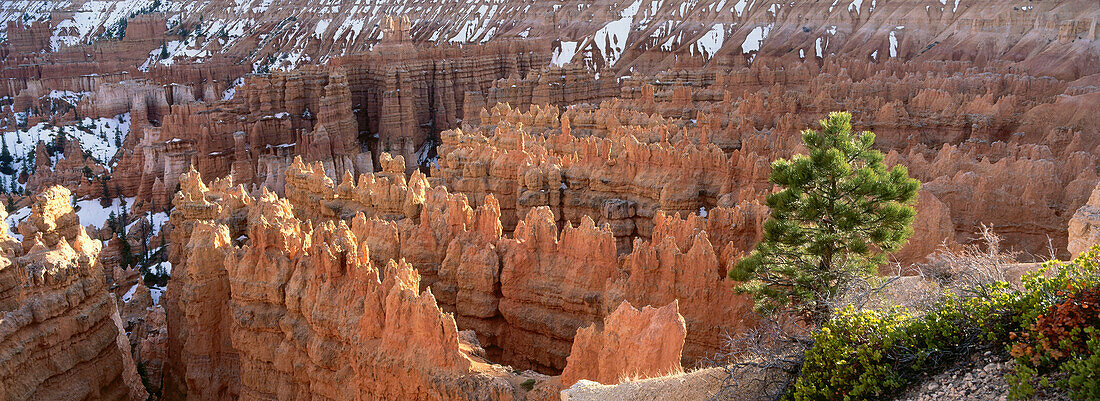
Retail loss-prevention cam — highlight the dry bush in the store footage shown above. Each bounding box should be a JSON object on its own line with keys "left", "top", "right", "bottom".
{"left": 920, "top": 224, "right": 1021, "bottom": 296}
{"left": 703, "top": 316, "right": 807, "bottom": 401}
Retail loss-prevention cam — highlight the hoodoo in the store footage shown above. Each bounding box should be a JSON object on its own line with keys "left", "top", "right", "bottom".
{"left": 1, "top": 0, "right": 1098, "bottom": 400}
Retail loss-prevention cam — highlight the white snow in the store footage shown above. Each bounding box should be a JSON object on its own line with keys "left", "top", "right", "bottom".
{"left": 551, "top": 41, "right": 578, "bottom": 66}
{"left": 741, "top": 24, "right": 772, "bottom": 54}
{"left": 871, "top": 49, "right": 878, "bottom": 60}
{"left": 694, "top": 24, "right": 725, "bottom": 59}
{"left": 126, "top": 211, "right": 169, "bottom": 237}
{"left": 314, "top": 19, "right": 331, "bottom": 39}
{"left": 699, "top": 206, "right": 707, "bottom": 217}
{"left": 0, "top": 112, "right": 130, "bottom": 193}
{"left": 5, "top": 206, "right": 30, "bottom": 239}
{"left": 592, "top": 0, "right": 644, "bottom": 67}
{"left": 733, "top": 0, "right": 750, "bottom": 17}
{"left": 68, "top": 113, "right": 130, "bottom": 165}
{"left": 888, "top": 29, "right": 899, "bottom": 58}
{"left": 46, "top": 90, "right": 86, "bottom": 106}
{"left": 849, "top": 0, "right": 864, "bottom": 14}
{"left": 122, "top": 284, "right": 138, "bottom": 302}
{"left": 815, "top": 37, "right": 824, "bottom": 57}
{"left": 50, "top": 0, "right": 157, "bottom": 51}
{"left": 74, "top": 197, "right": 135, "bottom": 231}
{"left": 222, "top": 78, "right": 243, "bottom": 101}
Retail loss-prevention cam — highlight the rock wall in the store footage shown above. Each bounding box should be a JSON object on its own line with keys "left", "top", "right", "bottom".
{"left": 1069, "top": 182, "right": 1100, "bottom": 257}
{"left": 561, "top": 301, "right": 686, "bottom": 387}
{"left": 0, "top": 186, "right": 148, "bottom": 401}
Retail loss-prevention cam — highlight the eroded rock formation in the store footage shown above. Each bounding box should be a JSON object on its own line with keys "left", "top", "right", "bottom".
{"left": 561, "top": 301, "right": 686, "bottom": 387}
{"left": 0, "top": 186, "right": 147, "bottom": 401}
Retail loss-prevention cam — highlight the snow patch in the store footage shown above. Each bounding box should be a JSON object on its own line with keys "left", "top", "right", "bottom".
{"left": 5, "top": 206, "right": 30, "bottom": 239}
{"left": 122, "top": 284, "right": 138, "bottom": 302}
{"left": 733, "top": 0, "right": 750, "bottom": 17}
{"left": 741, "top": 24, "right": 772, "bottom": 54}
{"left": 694, "top": 24, "right": 725, "bottom": 59}
{"left": 551, "top": 41, "right": 578, "bottom": 66}
{"left": 74, "top": 197, "right": 135, "bottom": 231}
{"left": 849, "top": 0, "right": 864, "bottom": 14}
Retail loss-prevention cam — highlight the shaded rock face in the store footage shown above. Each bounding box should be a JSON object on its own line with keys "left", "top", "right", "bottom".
{"left": 0, "top": 186, "right": 148, "bottom": 401}
{"left": 561, "top": 301, "right": 687, "bottom": 387}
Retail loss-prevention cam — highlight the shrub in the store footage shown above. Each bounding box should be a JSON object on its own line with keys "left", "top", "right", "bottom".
{"left": 520, "top": 378, "right": 536, "bottom": 391}
{"left": 1061, "top": 330, "right": 1100, "bottom": 399}
{"left": 1006, "top": 248, "right": 1100, "bottom": 399}
{"left": 791, "top": 285, "right": 1016, "bottom": 401}
{"left": 791, "top": 246, "right": 1100, "bottom": 401}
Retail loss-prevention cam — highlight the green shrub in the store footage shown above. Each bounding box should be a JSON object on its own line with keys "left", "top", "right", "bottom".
{"left": 790, "top": 246, "right": 1100, "bottom": 401}
{"left": 1061, "top": 329, "right": 1100, "bottom": 399}
{"left": 520, "top": 378, "right": 536, "bottom": 391}
{"left": 1005, "top": 247, "right": 1100, "bottom": 399}
{"left": 791, "top": 285, "right": 1017, "bottom": 401}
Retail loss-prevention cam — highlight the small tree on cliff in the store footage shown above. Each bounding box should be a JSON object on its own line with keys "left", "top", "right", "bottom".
{"left": 728, "top": 111, "right": 920, "bottom": 326}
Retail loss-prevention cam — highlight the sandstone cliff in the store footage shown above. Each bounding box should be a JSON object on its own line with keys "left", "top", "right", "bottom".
{"left": 0, "top": 186, "right": 148, "bottom": 401}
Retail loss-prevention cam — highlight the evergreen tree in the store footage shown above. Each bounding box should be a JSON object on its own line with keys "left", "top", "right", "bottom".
{"left": 0, "top": 139, "right": 13, "bottom": 175}
{"left": 107, "top": 211, "right": 118, "bottom": 234}
{"left": 159, "top": 42, "right": 169, "bottom": 60}
{"left": 729, "top": 112, "right": 920, "bottom": 325}
{"left": 119, "top": 234, "right": 134, "bottom": 269}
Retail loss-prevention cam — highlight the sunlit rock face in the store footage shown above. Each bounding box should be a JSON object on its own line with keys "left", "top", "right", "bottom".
{"left": 0, "top": 186, "right": 148, "bottom": 401}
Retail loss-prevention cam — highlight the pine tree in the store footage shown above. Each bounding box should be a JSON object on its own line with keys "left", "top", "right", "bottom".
{"left": 0, "top": 139, "right": 13, "bottom": 175}
{"left": 107, "top": 211, "right": 118, "bottom": 233}
{"left": 159, "top": 42, "right": 169, "bottom": 60}
{"left": 729, "top": 112, "right": 920, "bottom": 326}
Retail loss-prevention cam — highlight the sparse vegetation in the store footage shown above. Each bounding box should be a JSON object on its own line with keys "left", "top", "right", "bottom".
{"left": 520, "top": 378, "right": 536, "bottom": 391}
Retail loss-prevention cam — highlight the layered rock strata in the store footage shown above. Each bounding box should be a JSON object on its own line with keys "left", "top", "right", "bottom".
{"left": 0, "top": 186, "right": 147, "bottom": 401}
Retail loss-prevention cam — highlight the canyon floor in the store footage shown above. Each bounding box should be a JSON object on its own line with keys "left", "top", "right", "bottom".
{"left": 0, "top": 0, "right": 1098, "bottom": 400}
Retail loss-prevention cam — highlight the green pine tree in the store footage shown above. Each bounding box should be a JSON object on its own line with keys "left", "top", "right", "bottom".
{"left": 159, "top": 42, "right": 169, "bottom": 60}
{"left": 728, "top": 111, "right": 920, "bottom": 326}
{"left": 0, "top": 139, "right": 13, "bottom": 175}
